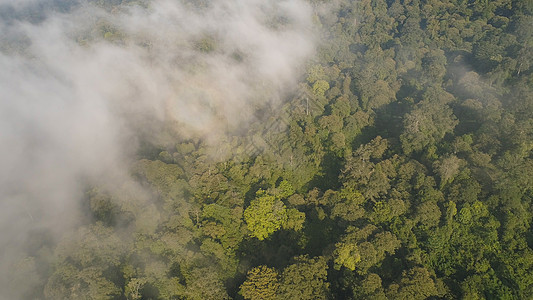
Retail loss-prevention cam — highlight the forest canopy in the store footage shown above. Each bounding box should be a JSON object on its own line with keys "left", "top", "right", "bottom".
{"left": 1, "top": 0, "right": 533, "bottom": 299}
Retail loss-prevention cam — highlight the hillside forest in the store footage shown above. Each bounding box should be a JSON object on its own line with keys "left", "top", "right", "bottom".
{"left": 4, "top": 0, "right": 533, "bottom": 299}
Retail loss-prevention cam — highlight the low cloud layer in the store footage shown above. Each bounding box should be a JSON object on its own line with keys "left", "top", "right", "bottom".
{"left": 0, "top": 0, "right": 316, "bottom": 296}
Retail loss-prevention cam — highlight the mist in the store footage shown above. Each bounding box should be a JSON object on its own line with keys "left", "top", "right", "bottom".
{"left": 0, "top": 0, "right": 316, "bottom": 297}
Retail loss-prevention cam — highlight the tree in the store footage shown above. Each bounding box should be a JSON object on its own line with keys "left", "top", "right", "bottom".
{"left": 421, "top": 49, "right": 447, "bottom": 85}
{"left": 333, "top": 225, "right": 400, "bottom": 274}
{"left": 125, "top": 278, "right": 147, "bottom": 300}
{"left": 185, "top": 268, "right": 229, "bottom": 300}
{"left": 240, "top": 266, "right": 279, "bottom": 300}
{"left": 201, "top": 203, "right": 244, "bottom": 251}
{"left": 312, "top": 80, "right": 330, "bottom": 97}
{"left": 333, "top": 242, "right": 361, "bottom": 271}
{"left": 387, "top": 267, "right": 439, "bottom": 300}
{"left": 434, "top": 155, "right": 463, "bottom": 187}
{"left": 278, "top": 256, "right": 330, "bottom": 300}
{"left": 44, "top": 224, "right": 126, "bottom": 300}
{"left": 353, "top": 273, "right": 387, "bottom": 300}
{"left": 401, "top": 99, "right": 458, "bottom": 154}
{"left": 244, "top": 191, "right": 288, "bottom": 240}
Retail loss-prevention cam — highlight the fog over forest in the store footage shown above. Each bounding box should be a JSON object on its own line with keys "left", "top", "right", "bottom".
{"left": 0, "top": 0, "right": 532, "bottom": 299}
{"left": 0, "top": 1, "right": 315, "bottom": 296}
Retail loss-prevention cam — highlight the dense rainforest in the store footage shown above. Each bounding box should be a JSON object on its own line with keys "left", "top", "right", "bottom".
{"left": 5, "top": 0, "right": 533, "bottom": 299}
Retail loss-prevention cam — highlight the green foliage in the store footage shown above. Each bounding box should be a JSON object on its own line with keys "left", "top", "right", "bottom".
{"left": 240, "top": 266, "right": 279, "bottom": 300}
{"left": 244, "top": 192, "right": 288, "bottom": 240}
{"left": 387, "top": 267, "right": 440, "bottom": 300}
{"left": 312, "top": 80, "right": 330, "bottom": 97}
{"left": 34, "top": 0, "right": 533, "bottom": 299}
{"left": 125, "top": 278, "right": 147, "bottom": 300}
{"left": 278, "top": 256, "right": 330, "bottom": 300}
{"left": 283, "top": 208, "right": 306, "bottom": 231}
{"left": 306, "top": 65, "right": 327, "bottom": 84}
{"left": 400, "top": 99, "right": 458, "bottom": 154}
{"left": 276, "top": 180, "right": 295, "bottom": 199}
{"left": 333, "top": 242, "right": 361, "bottom": 271}
{"left": 201, "top": 203, "right": 244, "bottom": 250}
{"left": 44, "top": 224, "right": 126, "bottom": 299}
{"left": 185, "top": 268, "right": 229, "bottom": 300}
